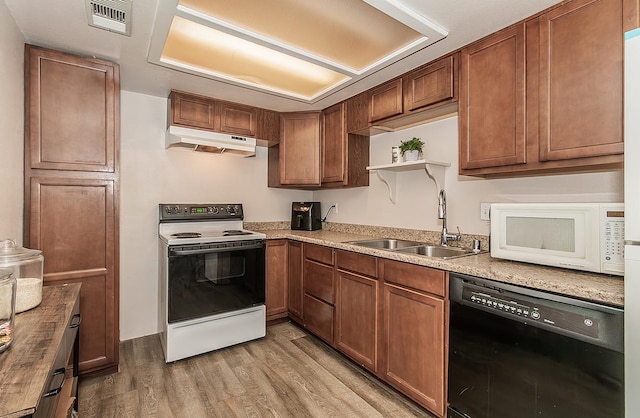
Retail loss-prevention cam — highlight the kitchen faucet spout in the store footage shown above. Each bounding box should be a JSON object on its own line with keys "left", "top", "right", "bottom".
{"left": 438, "top": 189, "right": 461, "bottom": 246}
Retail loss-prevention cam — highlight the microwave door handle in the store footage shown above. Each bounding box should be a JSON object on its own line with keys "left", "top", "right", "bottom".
{"left": 171, "top": 243, "right": 264, "bottom": 256}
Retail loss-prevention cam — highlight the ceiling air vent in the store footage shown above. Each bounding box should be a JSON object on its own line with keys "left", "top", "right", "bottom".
{"left": 86, "top": 0, "right": 132, "bottom": 36}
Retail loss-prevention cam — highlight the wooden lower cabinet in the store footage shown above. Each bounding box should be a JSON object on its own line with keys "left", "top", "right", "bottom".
{"left": 335, "top": 270, "right": 378, "bottom": 372}
{"left": 26, "top": 176, "right": 119, "bottom": 376}
{"left": 302, "top": 243, "right": 335, "bottom": 344}
{"left": 302, "top": 294, "right": 334, "bottom": 344}
{"left": 381, "top": 282, "right": 446, "bottom": 417}
{"left": 282, "top": 243, "right": 447, "bottom": 417}
{"left": 266, "top": 240, "right": 288, "bottom": 321}
{"left": 287, "top": 241, "right": 303, "bottom": 321}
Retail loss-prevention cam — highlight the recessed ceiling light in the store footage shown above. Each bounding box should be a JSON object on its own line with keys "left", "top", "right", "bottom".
{"left": 148, "top": 0, "right": 448, "bottom": 102}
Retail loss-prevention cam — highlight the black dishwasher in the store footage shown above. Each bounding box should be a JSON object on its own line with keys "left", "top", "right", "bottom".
{"left": 448, "top": 273, "right": 624, "bottom": 418}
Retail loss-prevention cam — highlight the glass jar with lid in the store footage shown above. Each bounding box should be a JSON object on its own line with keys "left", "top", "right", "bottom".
{"left": 0, "top": 239, "right": 44, "bottom": 313}
{"left": 0, "top": 268, "right": 15, "bottom": 352}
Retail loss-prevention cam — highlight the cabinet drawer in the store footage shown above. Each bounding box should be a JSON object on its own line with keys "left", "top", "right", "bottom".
{"left": 304, "top": 243, "right": 333, "bottom": 265}
{"left": 381, "top": 260, "right": 445, "bottom": 297}
{"left": 303, "top": 294, "right": 334, "bottom": 344}
{"left": 304, "top": 259, "right": 334, "bottom": 303}
{"left": 336, "top": 250, "right": 377, "bottom": 278}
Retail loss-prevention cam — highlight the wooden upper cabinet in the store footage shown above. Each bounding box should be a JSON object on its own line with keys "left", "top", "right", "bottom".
{"left": 404, "top": 54, "right": 457, "bottom": 112}
{"left": 256, "top": 108, "right": 281, "bottom": 144}
{"left": 369, "top": 78, "right": 403, "bottom": 123}
{"left": 169, "top": 91, "right": 279, "bottom": 143}
{"left": 536, "top": 0, "right": 624, "bottom": 162}
{"left": 279, "top": 112, "right": 321, "bottom": 186}
{"left": 217, "top": 101, "right": 257, "bottom": 137}
{"left": 345, "top": 91, "right": 370, "bottom": 133}
{"left": 25, "top": 45, "right": 119, "bottom": 173}
{"left": 322, "top": 103, "right": 346, "bottom": 184}
{"left": 459, "top": 24, "right": 527, "bottom": 171}
{"left": 169, "top": 91, "right": 215, "bottom": 130}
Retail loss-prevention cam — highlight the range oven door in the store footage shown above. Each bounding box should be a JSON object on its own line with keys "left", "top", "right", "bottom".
{"left": 167, "top": 239, "right": 265, "bottom": 323}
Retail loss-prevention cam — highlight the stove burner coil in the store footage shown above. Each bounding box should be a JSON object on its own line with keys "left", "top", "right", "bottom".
{"left": 170, "top": 232, "right": 202, "bottom": 239}
{"left": 223, "top": 230, "right": 253, "bottom": 236}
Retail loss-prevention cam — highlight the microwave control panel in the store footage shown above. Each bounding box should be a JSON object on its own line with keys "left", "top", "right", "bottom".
{"left": 601, "top": 206, "right": 624, "bottom": 274}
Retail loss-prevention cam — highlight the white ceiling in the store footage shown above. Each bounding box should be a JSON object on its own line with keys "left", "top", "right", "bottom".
{"left": 4, "top": 0, "right": 562, "bottom": 112}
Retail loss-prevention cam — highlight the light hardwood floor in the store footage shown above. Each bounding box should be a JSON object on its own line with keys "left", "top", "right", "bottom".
{"left": 78, "top": 322, "right": 434, "bottom": 417}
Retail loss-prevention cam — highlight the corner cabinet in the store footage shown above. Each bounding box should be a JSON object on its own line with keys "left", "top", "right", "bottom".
{"left": 322, "top": 103, "right": 370, "bottom": 187}
{"left": 266, "top": 240, "right": 288, "bottom": 321}
{"left": 24, "top": 44, "right": 120, "bottom": 377}
{"left": 460, "top": 0, "right": 635, "bottom": 176}
{"left": 287, "top": 241, "right": 304, "bottom": 321}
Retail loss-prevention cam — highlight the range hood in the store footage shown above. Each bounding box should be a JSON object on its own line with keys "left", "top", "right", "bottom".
{"left": 166, "top": 125, "right": 257, "bottom": 157}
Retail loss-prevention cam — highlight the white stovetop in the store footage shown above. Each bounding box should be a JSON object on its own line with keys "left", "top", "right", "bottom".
{"left": 158, "top": 221, "right": 266, "bottom": 246}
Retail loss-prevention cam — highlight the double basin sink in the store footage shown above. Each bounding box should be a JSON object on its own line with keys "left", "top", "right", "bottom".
{"left": 345, "top": 238, "right": 482, "bottom": 259}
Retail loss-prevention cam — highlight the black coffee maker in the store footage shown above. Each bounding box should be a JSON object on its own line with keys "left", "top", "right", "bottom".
{"left": 291, "top": 202, "right": 322, "bottom": 231}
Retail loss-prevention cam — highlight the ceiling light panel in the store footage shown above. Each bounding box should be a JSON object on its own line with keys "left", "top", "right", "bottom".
{"left": 161, "top": 17, "right": 351, "bottom": 99}
{"left": 178, "top": 0, "right": 423, "bottom": 72}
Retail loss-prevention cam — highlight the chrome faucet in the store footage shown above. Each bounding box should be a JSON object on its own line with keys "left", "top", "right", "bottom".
{"left": 438, "top": 189, "right": 461, "bottom": 246}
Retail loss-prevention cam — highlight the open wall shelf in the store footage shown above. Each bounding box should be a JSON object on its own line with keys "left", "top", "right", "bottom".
{"left": 366, "top": 159, "right": 450, "bottom": 203}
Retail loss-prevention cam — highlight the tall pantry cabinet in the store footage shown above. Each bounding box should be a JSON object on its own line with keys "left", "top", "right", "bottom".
{"left": 23, "top": 45, "right": 120, "bottom": 376}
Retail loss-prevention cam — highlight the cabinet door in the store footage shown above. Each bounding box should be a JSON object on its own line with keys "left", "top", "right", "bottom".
{"left": 303, "top": 294, "right": 334, "bottom": 344}
{"left": 322, "top": 103, "right": 346, "bottom": 184}
{"left": 287, "top": 241, "right": 303, "bottom": 320}
{"left": 369, "top": 78, "right": 403, "bottom": 123}
{"left": 382, "top": 283, "right": 445, "bottom": 417}
{"left": 169, "top": 91, "right": 216, "bottom": 130}
{"left": 28, "top": 176, "right": 119, "bottom": 375}
{"left": 345, "top": 91, "right": 370, "bottom": 133}
{"left": 256, "top": 108, "right": 281, "bottom": 144}
{"left": 537, "top": 0, "right": 624, "bottom": 161}
{"left": 405, "top": 55, "right": 456, "bottom": 112}
{"left": 266, "top": 240, "right": 287, "bottom": 320}
{"left": 336, "top": 270, "right": 378, "bottom": 373}
{"left": 218, "top": 101, "right": 257, "bottom": 137}
{"left": 25, "top": 45, "right": 119, "bottom": 173}
{"left": 280, "top": 113, "right": 321, "bottom": 186}
{"left": 459, "top": 25, "right": 526, "bottom": 171}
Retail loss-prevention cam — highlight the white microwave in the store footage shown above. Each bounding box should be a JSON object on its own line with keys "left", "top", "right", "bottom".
{"left": 490, "top": 203, "right": 624, "bottom": 275}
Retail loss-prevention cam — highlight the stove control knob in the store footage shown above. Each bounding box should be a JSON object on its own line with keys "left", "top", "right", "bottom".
{"left": 227, "top": 205, "right": 235, "bottom": 214}
{"left": 207, "top": 207, "right": 213, "bottom": 213}
{"left": 164, "top": 206, "right": 171, "bottom": 214}
{"left": 212, "top": 206, "right": 219, "bottom": 214}
{"left": 172, "top": 206, "right": 181, "bottom": 214}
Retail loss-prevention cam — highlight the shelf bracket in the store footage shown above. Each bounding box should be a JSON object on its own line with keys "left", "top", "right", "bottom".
{"left": 374, "top": 170, "right": 398, "bottom": 204}
{"left": 366, "top": 159, "right": 450, "bottom": 204}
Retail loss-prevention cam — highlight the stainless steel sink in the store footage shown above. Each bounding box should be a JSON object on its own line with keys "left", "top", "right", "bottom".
{"left": 346, "top": 239, "right": 482, "bottom": 259}
{"left": 345, "top": 238, "right": 424, "bottom": 250}
{"left": 396, "top": 245, "right": 477, "bottom": 259}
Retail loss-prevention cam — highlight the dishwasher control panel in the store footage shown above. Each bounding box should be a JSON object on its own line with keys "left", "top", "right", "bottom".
{"left": 462, "top": 286, "right": 599, "bottom": 339}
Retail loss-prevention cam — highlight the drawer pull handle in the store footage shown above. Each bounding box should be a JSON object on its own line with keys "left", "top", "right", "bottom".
{"left": 70, "top": 313, "right": 81, "bottom": 329}
{"left": 42, "top": 368, "right": 65, "bottom": 398}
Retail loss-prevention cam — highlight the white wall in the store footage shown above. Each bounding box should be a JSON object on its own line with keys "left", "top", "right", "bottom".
{"left": 119, "top": 91, "right": 311, "bottom": 340}
{"left": 0, "top": 3, "right": 25, "bottom": 243}
{"left": 315, "top": 116, "right": 623, "bottom": 235}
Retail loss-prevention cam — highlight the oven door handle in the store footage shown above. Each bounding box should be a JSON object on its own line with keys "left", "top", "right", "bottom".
{"left": 170, "top": 243, "right": 264, "bottom": 256}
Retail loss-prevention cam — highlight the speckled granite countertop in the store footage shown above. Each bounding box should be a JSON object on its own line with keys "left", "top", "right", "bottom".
{"left": 248, "top": 223, "right": 624, "bottom": 307}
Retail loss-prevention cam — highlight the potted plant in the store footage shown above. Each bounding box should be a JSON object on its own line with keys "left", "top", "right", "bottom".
{"left": 399, "top": 137, "right": 424, "bottom": 161}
